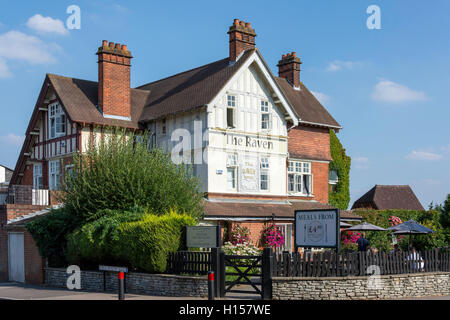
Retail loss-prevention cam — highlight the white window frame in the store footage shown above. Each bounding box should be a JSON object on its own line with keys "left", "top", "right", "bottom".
{"left": 287, "top": 160, "right": 313, "bottom": 196}
{"left": 33, "top": 163, "right": 43, "bottom": 189}
{"left": 260, "top": 157, "right": 269, "bottom": 191}
{"left": 226, "top": 154, "right": 237, "bottom": 191}
{"left": 260, "top": 100, "right": 271, "bottom": 131}
{"left": 226, "top": 95, "right": 236, "bottom": 128}
{"left": 275, "top": 223, "right": 293, "bottom": 254}
{"left": 49, "top": 160, "right": 61, "bottom": 191}
{"left": 48, "top": 103, "right": 66, "bottom": 139}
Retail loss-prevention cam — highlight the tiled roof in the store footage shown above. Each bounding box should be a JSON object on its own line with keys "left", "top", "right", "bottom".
{"left": 351, "top": 185, "right": 424, "bottom": 211}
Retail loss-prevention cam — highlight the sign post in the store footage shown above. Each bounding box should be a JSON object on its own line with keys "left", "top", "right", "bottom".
{"left": 294, "top": 209, "right": 340, "bottom": 252}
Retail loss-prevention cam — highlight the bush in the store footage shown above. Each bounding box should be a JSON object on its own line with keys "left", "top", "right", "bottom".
{"left": 67, "top": 210, "right": 196, "bottom": 273}
{"left": 25, "top": 208, "right": 81, "bottom": 267}
{"left": 61, "top": 128, "right": 204, "bottom": 223}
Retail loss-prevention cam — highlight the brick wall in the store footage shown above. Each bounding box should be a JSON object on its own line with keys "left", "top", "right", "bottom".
{"left": 288, "top": 126, "right": 331, "bottom": 161}
{"left": 45, "top": 268, "right": 208, "bottom": 297}
{"left": 272, "top": 272, "right": 450, "bottom": 300}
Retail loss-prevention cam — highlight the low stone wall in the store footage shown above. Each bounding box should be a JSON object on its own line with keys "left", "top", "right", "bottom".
{"left": 45, "top": 268, "right": 208, "bottom": 297}
{"left": 272, "top": 272, "right": 450, "bottom": 300}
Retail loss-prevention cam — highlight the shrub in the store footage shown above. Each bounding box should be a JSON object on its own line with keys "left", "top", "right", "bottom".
{"left": 61, "top": 128, "right": 204, "bottom": 223}
{"left": 25, "top": 208, "right": 82, "bottom": 267}
{"left": 67, "top": 209, "right": 195, "bottom": 273}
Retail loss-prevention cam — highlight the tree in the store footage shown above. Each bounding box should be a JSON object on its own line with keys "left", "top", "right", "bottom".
{"left": 61, "top": 128, "right": 204, "bottom": 222}
{"left": 328, "top": 129, "right": 351, "bottom": 210}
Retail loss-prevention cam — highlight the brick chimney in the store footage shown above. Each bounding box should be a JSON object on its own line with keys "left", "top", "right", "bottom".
{"left": 96, "top": 40, "right": 133, "bottom": 119}
{"left": 228, "top": 19, "right": 256, "bottom": 62}
{"left": 277, "top": 52, "right": 302, "bottom": 89}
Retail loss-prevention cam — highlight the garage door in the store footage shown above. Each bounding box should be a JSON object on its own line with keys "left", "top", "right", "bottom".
{"left": 8, "top": 232, "right": 25, "bottom": 283}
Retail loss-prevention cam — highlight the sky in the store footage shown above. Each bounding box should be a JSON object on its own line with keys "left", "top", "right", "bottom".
{"left": 0, "top": 0, "right": 448, "bottom": 209}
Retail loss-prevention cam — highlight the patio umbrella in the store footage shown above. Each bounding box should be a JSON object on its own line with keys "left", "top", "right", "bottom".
{"left": 387, "top": 220, "right": 434, "bottom": 234}
{"left": 346, "top": 222, "right": 387, "bottom": 231}
{"left": 388, "top": 219, "right": 434, "bottom": 245}
{"left": 340, "top": 221, "right": 352, "bottom": 228}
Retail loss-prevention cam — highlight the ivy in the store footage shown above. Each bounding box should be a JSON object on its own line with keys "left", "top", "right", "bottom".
{"left": 328, "top": 129, "right": 351, "bottom": 210}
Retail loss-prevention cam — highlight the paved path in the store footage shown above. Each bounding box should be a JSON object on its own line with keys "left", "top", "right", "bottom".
{"left": 0, "top": 282, "right": 261, "bottom": 300}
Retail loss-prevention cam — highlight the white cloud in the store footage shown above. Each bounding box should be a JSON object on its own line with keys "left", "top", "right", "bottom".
{"left": 371, "top": 80, "right": 427, "bottom": 103}
{"left": 0, "top": 58, "right": 12, "bottom": 78}
{"left": 0, "top": 133, "right": 24, "bottom": 146}
{"left": 26, "top": 14, "right": 68, "bottom": 35}
{"left": 311, "top": 91, "right": 330, "bottom": 105}
{"left": 0, "top": 31, "right": 61, "bottom": 77}
{"left": 353, "top": 157, "right": 370, "bottom": 170}
{"left": 327, "top": 60, "right": 363, "bottom": 72}
{"left": 406, "top": 150, "right": 443, "bottom": 161}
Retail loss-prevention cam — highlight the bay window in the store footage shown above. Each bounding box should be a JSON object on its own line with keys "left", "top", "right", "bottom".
{"left": 287, "top": 160, "right": 313, "bottom": 196}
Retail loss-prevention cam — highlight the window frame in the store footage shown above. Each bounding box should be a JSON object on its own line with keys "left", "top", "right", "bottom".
{"left": 226, "top": 154, "right": 238, "bottom": 191}
{"left": 49, "top": 160, "right": 61, "bottom": 191}
{"left": 48, "top": 103, "right": 66, "bottom": 139}
{"left": 260, "top": 100, "right": 271, "bottom": 131}
{"left": 287, "top": 160, "right": 313, "bottom": 196}
{"left": 260, "top": 157, "right": 269, "bottom": 191}
{"left": 226, "top": 95, "right": 237, "bottom": 128}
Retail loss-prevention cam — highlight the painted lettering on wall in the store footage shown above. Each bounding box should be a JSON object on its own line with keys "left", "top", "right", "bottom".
{"left": 227, "top": 134, "right": 274, "bottom": 150}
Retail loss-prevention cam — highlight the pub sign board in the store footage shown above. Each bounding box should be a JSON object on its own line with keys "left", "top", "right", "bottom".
{"left": 294, "top": 209, "right": 340, "bottom": 249}
{"left": 186, "top": 225, "right": 221, "bottom": 248}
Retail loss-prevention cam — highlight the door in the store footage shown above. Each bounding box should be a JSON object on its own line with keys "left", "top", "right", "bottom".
{"left": 8, "top": 232, "right": 25, "bottom": 283}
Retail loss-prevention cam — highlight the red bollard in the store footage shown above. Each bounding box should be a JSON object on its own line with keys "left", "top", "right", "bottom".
{"left": 118, "top": 272, "right": 125, "bottom": 300}
{"left": 208, "top": 271, "right": 215, "bottom": 300}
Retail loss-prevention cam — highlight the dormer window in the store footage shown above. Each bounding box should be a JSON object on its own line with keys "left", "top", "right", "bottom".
{"left": 49, "top": 103, "right": 66, "bottom": 139}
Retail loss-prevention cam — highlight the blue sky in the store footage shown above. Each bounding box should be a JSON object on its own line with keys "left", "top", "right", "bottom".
{"left": 0, "top": 0, "right": 448, "bottom": 209}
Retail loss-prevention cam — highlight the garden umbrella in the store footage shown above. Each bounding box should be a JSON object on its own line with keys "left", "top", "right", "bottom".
{"left": 340, "top": 221, "right": 352, "bottom": 228}
{"left": 387, "top": 220, "right": 434, "bottom": 234}
{"left": 388, "top": 219, "right": 434, "bottom": 245}
{"left": 346, "top": 222, "right": 387, "bottom": 231}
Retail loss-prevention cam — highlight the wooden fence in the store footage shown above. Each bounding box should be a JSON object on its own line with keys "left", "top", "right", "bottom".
{"left": 166, "top": 251, "right": 212, "bottom": 275}
{"left": 273, "top": 249, "right": 450, "bottom": 277}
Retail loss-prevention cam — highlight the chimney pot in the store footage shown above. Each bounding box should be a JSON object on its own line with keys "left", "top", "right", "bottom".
{"left": 109, "top": 42, "right": 114, "bottom": 48}
{"left": 228, "top": 19, "right": 256, "bottom": 62}
{"left": 102, "top": 40, "right": 108, "bottom": 47}
{"left": 121, "top": 44, "right": 127, "bottom": 51}
{"left": 278, "top": 52, "right": 302, "bottom": 88}
{"left": 115, "top": 43, "right": 121, "bottom": 49}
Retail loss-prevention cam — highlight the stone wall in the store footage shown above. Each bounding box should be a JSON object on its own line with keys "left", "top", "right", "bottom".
{"left": 45, "top": 268, "right": 208, "bottom": 297}
{"left": 272, "top": 272, "right": 450, "bottom": 300}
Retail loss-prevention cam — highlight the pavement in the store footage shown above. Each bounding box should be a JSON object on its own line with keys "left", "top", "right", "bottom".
{"left": 0, "top": 282, "right": 260, "bottom": 300}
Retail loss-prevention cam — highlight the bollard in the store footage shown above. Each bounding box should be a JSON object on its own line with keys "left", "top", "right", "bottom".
{"left": 208, "top": 271, "right": 215, "bottom": 300}
{"left": 118, "top": 272, "right": 125, "bottom": 300}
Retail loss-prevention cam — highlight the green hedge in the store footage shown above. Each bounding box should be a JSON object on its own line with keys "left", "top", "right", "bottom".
{"left": 67, "top": 210, "right": 195, "bottom": 273}
{"left": 352, "top": 209, "right": 447, "bottom": 251}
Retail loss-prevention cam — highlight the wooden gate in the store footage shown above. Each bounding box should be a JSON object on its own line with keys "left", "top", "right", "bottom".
{"left": 222, "top": 254, "right": 263, "bottom": 297}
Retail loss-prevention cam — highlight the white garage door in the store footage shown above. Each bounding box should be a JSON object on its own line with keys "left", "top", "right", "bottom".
{"left": 8, "top": 232, "right": 25, "bottom": 283}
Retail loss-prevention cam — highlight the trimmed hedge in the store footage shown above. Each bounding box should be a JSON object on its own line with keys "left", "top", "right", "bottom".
{"left": 67, "top": 210, "right": 196, "bottom": 273}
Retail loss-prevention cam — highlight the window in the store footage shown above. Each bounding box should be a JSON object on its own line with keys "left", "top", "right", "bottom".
{"left": 287, "top": 160, "right": 313, "bottom": 196}
{"left": 227, "top": 95, "right": 236, "bottom": 128}
{"left": 275, "top": 224, "right": 293, "bottom": 255}
{"left": 49, "top": 103, "right": 66, "bottom": 139}
{"left": 49, "top": 160, "right": 61, "bottom": 190}
{"left": 261, "top": 100, "right": 271, "bottom": 130}
{"left": 65, "top": 164, "right": 75, "bottom": 179}
{"left": 226, "top": 154, "right": 237, "bottom": 190}
{"left": 33, "top": 164, "right": 43, "bottom": 189}
{"left": 260, "top": 157, "right": 269, "bottom": 191}
{"left": 161, "top": 119, "right": 166, "bottom": 135}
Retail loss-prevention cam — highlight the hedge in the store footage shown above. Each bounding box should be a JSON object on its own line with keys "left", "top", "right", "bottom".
{"left": 67, "top": 210, "right": 196, "bottom": 273}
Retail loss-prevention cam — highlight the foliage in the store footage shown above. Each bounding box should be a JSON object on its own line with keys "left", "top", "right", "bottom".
{"left": 340, "top": 242, "right": 358, "bottom": 253}
{"left": 230, "top": 225, "right": 250, "bottom": 245}
{"left": 60, "top": 128, "right": 204, "bottom": 223}
{"left": 67, "top": 210, "right": 196, "bottom": 273}
{"left": 261, "top": 224, "right": 285, "bottom": 248}
{"left": 25, "top": 208, "right": 82, "bottom": 267}
{"left": 352, "top": 209, "right": 447, "bottom": 252}
{"left": 328, "top": 129, "right": 351, "bottom": 210}
{"left": 341, "top": 230, "right": 361, "bottom": 245}
{"left": 222, "top": 242, "right": 261, "bottom": 282}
